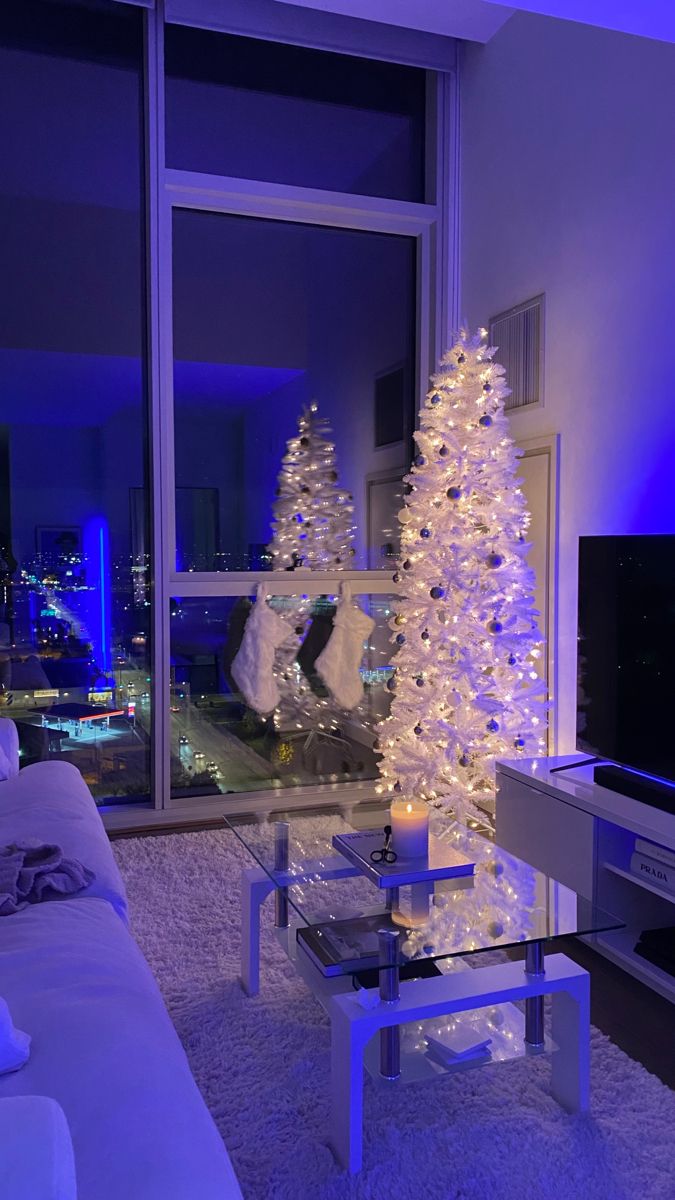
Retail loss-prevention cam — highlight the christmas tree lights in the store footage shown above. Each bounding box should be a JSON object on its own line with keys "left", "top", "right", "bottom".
{"left": 377, "top": 330, "right": 548, "bottom": 828}
{"left": 269, "top": 402, "right": 355, "bottom": 572}
{"left": 268, "top": 403, "right": 356, "bottom": 734}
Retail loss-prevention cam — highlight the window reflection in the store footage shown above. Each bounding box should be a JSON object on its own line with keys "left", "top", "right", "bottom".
{"left": 170, "top": 594, "right": 397, "bottom": 797}
{"left": 172, "top": 210, "right": 416, "bottom": 572}
{"left": 0, "top": 0, "right": 150, "bottom": 805}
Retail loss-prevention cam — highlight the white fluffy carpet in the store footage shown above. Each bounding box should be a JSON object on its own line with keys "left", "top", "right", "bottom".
{"left": 113, "top": 824, "right": 675, "bottom": 1200}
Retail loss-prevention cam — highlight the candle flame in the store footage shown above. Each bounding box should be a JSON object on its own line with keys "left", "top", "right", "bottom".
{"left": 406, "top": 803, "right": 412, "bottom": 813}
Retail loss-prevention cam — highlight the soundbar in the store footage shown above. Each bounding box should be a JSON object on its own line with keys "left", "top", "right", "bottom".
{"left": 593, "top": 764, "right": 675, "bottom": 816}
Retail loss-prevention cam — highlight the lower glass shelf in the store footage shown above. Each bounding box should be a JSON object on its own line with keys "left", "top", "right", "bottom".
{"left": 363, "top": 1000, "right": 554, "bottom": 1088}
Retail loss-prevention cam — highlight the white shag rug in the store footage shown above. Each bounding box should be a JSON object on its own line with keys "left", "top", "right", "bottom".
{"left": 113, "top": 824, "right": 675, "bottom": 1200}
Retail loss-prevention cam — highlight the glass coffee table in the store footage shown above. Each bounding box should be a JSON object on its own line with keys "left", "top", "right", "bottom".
{"left": 225, "top": 811, "right": 623, "bottom": 1174}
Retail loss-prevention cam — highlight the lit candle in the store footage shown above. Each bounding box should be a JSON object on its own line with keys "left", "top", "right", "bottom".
{"left": 390, "top": 798, "right": 429, "bottom": 859}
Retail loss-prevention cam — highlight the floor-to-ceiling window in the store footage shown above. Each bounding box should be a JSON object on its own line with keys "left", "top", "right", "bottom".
{"left": 0, "top": 0, "right": 454, "bottom": 821}
{"left": 158, "top": 19, "right": 441, "bottom": 813}
{"left": 0, "top": 0, "right": 151, "bottom": 805}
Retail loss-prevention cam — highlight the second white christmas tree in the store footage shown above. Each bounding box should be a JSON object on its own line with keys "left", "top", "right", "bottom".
{"left": 377, "top": 329, "right": 548, "bottom": 828}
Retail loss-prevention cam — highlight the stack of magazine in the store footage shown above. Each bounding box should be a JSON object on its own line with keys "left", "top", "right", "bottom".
{"left": 629, "top": 837, "right": 675, "bottom": 896}
{"left": 425, "top": 1025, "right": 492, "bottom": 1069}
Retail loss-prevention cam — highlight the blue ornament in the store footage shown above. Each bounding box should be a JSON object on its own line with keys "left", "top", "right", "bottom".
{"left": 416, "top": 677, "right": 425, "bottom": 687}
{"left": 488, "top": 619, "right": 503, "bottom": 634}
{"left": 420, "top": 528, "right": 431, "bottom": 539}
{"left": 295, "top": 513, "right": 303, "bottom": 522}
{"left": 402, "top": 559, "right": 412, "bottom": 570}
{"left": 487, "top": 553, "right": 503, "bottom": 569}
{"left": 514, "top": 737, "right": 525, "bottom": 750}
{"left": 487, "top": 719, "right": 499, "bottom": 733}
{"left": 392, "top": 572, "right": 401, "bottom": 583}
{"left": 479, "top": 415, "right": 493, "bottom": 428}
{"left": 430, "top": 586, "right": 445, "bottom": 599}
{"left": 507, "top": 654, "right": 517, "bottom": 666}
{"left": 430, "top": 392, "right": 442, "bottom": 406}
{"left": 459, "top": 754, "right": 470, "bottom": 768}
{"left": 414, "top": 725, "right": 423, "bottom": 736}
{"left": 457, "top": 353, "right": 466, "bottom": 364}
{"left": 446, "top": 487, "right": 461, "bottom": 501}
{"left": 395, "top": 633, "right": 406, "bottom": 645}
{"left": 415, "top": 454, "right": 427, "bottom": 468}
{"left": 386, "top": 677, "right": 397, "bottom": 692}
{"left": 394, "top": 781, "right": 402, "bottom": 792}
{"left": 439, "top": 445, "right": 449, "bottom": 457}
{"left": 483, "top": 383, "right": 492, "bottom": 393}
{"left": 421, "top": 629, "right": 430, "bottom": 641}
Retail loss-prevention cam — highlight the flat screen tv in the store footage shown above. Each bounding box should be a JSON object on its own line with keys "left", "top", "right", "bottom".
{"left": 577, "top": 534, "right": 675, "bottom": 785}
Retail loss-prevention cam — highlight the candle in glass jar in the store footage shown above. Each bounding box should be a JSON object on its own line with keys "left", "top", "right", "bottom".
{"left": 390, "top": 798, "right": 429, "bottom": 859}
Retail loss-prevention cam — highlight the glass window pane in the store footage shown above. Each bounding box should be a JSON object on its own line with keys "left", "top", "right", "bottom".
{"left": 169, "top": 593, "right": 397, "bottom": 798}
{"left": 0, "top": 0, "right": 151, "bottom": 806}
{"left": 172, "top": 210, "right": 416, "bottom": 572}
{"left": 165, "top": 25, "right": 427, "bottom": 202}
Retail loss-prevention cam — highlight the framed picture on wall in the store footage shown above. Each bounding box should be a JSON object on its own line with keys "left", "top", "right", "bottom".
{"left": 366, "top": 469, "right": 406, "bottom": 568}
{"left": 374, "top": 361, "right": 413, "bottom": 450}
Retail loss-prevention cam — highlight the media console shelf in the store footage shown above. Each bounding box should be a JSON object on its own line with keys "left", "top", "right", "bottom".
{"left": 496, "top": 756, "right": 675, "bottom": 1003}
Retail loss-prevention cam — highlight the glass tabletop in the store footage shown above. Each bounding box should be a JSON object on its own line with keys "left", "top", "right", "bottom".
{"left": 224, "top": 810, "right": 624, "bottom": 977}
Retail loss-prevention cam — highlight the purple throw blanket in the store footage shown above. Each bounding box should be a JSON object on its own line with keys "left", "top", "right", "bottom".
{"left": 0, "top": 842, "right": 95, "bottom": 916}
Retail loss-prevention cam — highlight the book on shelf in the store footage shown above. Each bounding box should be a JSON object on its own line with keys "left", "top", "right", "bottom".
{"left": 332, "top": 829, "right": 475, "bottom": 889}
{"left": 635, "top": 838, "right": 675, "bottom": 871}
{"left": 297, "top": 912, "right": 397, "bottom": 976}
{"left": 629, "top": 851, "right": 675, "bottom": 896}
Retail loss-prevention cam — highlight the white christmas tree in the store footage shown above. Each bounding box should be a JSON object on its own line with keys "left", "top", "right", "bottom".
{"left": 377, "top": 329, "right": 548, "bottom": 828}
{"left": 269, "top": 402, "right": 355, "bottom": 572}
{"left": 268, "top": 403, "right": 356, "bottom": 737}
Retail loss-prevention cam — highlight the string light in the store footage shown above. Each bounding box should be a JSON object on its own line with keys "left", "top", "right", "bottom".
{"left": 377, "top": 328, "right": 549, "bottom": 833}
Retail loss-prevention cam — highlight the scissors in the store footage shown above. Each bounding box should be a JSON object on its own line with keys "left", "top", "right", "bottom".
{"left": 370, "top": 824, "right": 397, "bottom": 865}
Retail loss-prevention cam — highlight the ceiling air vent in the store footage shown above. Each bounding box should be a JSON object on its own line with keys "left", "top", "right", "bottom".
{"left": 489, "top": 294, "right": 544, "bottom": 412}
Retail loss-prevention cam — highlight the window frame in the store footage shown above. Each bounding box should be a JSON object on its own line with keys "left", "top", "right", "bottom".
{"left": 108, "top": 4, "right": 460, "bottom": 828}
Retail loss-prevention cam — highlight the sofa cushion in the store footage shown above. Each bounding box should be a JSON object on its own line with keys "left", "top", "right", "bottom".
{"left": 0, "top": 1095, "right": 76, "bottom": 1200}
{"left": 0, "top": 898, "right": 243, "bottom": 1200}
{"left": 0, "top": 761, "right": 127, "bottom": 922}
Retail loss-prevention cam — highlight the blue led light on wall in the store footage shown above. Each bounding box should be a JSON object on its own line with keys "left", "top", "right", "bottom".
{"left": 83, "top": 517, "right": 111, "bottom": 675}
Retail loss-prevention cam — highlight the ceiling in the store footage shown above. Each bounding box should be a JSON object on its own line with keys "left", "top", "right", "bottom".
{"left": 273, "top": 0, "right": 675, "bottom": 45}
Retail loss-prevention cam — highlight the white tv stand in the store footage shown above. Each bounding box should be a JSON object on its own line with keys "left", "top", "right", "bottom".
{"left": 496, "top": 756, "right": 675, "bottom": 1004}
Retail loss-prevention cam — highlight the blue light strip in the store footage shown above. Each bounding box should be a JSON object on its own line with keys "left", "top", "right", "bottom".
{"left": 99, "top": 524, "right": 109, "bottom": 672}
{"left": 612, "top": 762, "right": 675, "bottom": 790}
{"left": 83, "top": 517, "right": 111, "bottom": 676}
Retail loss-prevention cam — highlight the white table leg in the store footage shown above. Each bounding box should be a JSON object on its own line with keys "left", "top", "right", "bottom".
{"left": 551, "top": 971, "right": 590, "bottom": 1112}
{"left": 241, "top": 866, "right": 275, "bottom": 997}
{"left": 330, "top": 999, "right": 368, "bottom": 1173}
{"left": 327, "top": 953, "right": 590, "bottom": 1174}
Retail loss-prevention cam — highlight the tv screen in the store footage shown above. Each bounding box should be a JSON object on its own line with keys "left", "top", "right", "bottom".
{"left": 577, "top": 534, "right": 675, "bottom": 784}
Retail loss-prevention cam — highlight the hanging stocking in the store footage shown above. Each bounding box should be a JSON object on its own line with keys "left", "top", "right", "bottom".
{"left": 315, "top": 583, "right": 374, "bottom": 710}
{"left": 231, "top": 584, "right": 292, "bottom": 715}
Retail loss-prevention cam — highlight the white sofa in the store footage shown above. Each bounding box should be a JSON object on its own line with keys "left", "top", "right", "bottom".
{"left": 0, "top": 724, "right": 243, "bottom": 1200}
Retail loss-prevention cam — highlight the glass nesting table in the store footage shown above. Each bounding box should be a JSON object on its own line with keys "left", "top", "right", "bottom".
{"left": 225, "top": 812, "right": 624, "bottom": 1174}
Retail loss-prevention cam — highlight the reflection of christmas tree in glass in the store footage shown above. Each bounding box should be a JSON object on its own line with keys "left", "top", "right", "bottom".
{"left": 268, "top": 403, "right": 355, "bottom": 734}
{"left": 377, "top": 330, "right": 548, "bottom": 829}
{"left": 269, "top": 403, "right": 355, "bottom": 571}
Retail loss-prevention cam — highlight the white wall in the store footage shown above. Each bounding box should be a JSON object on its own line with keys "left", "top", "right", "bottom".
{"left": 460, "top": 11, "right": 675, "bottom": 751}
